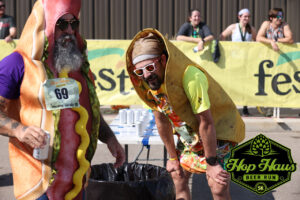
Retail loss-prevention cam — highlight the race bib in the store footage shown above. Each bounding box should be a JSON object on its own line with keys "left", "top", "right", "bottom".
{"left": 43, "top": 78, "right": 80, "bottom": 110}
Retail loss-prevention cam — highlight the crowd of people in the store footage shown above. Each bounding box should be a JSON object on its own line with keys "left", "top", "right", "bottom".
{"left": 0, "top": 1, "right": 296, "bottom": 200}
{"left": 177, "top": 7, "right": 294, "bottom": 117}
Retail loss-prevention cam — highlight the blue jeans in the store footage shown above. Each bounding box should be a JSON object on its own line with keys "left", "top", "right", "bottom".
{"left": 36, "top": 193, "right": 48, "bottom": 200}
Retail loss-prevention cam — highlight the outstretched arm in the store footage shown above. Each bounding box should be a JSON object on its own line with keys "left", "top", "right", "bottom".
{"left": 153, "top": 110, "right": 182, "bottom": 174}
{"left": 98, "top": 113, "right": 125, "bottom": 168}
{"left": 5, "top": 27, "right": 17, "bottom": 43}
{"left": 196, "top": 109, "right": 229, "bottom": 186}
{"left": 219, "top": 24, "right": 234, "bottom": 41}
{"left": 278, "top": 24, "right": 293, "bottom": 44}
{"left": 176, "top": 35, "right": 202, "bottom": 43}
{"left": 256, "top": 21, "right": 280, "bottom": 51}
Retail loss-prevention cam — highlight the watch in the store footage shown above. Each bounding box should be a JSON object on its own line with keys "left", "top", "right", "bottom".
{"left": 206, "top": 156, "right": 218, "bottom": 166}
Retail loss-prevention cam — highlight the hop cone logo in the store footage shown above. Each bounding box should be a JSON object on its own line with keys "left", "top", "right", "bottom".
{"left": 250, "top": 134, "right": 271, "bottom": 157}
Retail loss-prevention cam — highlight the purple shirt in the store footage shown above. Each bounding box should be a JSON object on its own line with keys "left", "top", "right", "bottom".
{"left": 0, "top": 52, "right": 24, "bottom": 99}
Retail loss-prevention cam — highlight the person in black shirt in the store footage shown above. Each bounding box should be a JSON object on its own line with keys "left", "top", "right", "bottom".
{"left": 177, "top": 9, "right": 214, "bottom": 51}
{"left": 0, "top": 0, "right": 16, "bottom": 43}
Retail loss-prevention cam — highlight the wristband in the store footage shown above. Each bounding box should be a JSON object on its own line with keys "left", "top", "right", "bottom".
{"left": 169, "top": 157, "right": 178, "bottom": 161}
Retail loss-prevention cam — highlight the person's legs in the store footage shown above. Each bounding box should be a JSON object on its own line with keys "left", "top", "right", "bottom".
{"left": 206, "top": 174, "right": 231, "bottom": 200}
{"left": 170, "top": 169, "right": 191, "bottom": 200}
{"left": 242, "top": 106, "right": 250, "bottom": 116}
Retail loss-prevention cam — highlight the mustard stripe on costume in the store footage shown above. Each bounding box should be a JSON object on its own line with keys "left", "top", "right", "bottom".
{"left": 59, "top": 69, "right": 90, "bottom": 200}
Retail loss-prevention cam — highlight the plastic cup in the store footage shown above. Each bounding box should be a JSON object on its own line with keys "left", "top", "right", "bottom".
{"left": 119, "top": 109, "right": 127, "bottom": 124}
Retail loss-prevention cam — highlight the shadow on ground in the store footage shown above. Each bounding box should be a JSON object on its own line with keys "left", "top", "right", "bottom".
{"left": 238, "top": 107, "right": 300, "bottom": 118}
{"left": 192, "top": 174, "right": 275, "bottom": 200}
{"left": 0, "top": 173, "right": 13, "bottom": 187}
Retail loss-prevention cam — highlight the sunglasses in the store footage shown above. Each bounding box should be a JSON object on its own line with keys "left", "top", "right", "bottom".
{"left": 0, "top": 5, "right": 5, "bottom": 8}
{"left": 276, "top": 15, "right": 283, "bottom": 19}
{"left": 133, "top": 58, "right": 160, "bottom": 76}
{"left": 56, "top": 18, "right": 79, "bottom": 31}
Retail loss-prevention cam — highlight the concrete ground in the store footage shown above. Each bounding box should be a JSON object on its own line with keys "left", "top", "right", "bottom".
{"left": 0, "top": 107, "right": 300, "bottom": 200}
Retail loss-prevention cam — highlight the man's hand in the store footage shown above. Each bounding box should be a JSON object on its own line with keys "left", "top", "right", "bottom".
{"left": 16, "top": 126, "right": 47, "bottom": 148}
{"left": 206, "top": 164, "right": 230, "bottom": 186}
{"left": 166, "top": 159, "right": 183, "bottom": 176}
{"left": 4, "top": 35, "right": 13, "bottom": 43}
{"left": 106, "top": 137, "right": 125, "bottom": 168}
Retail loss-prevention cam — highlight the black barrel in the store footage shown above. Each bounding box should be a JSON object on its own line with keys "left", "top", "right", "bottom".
{"left": 86, "top": 162, "right": 175, "bottom": 200}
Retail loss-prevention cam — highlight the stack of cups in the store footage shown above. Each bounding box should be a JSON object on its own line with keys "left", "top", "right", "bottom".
{"left": 134, "top": 110, "right": 141, "bottom": 123}
{"left": 126, "top": 109, "right": 134, "bottom": 124}
{"left": 119, "top": 109, "right": 127, "bottom": 124}
{"left": 141, "top": 110, "right": 149, "bottom": 134}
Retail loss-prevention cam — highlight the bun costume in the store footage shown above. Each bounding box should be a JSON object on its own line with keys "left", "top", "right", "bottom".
{"left": 6, "top": 0, "right": 100, "bottom": 199}
{"left": 126, "top": 29, "right": 245, "bottom": 143}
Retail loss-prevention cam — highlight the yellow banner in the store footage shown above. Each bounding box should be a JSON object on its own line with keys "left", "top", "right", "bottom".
{"left": 1, "top": 40, "right": 300, "bottom": 107}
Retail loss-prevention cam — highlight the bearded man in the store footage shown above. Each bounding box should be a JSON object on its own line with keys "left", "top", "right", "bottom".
{"left": 126, "top": 29, "right": 245, "bottom": 200}
{"left": 0, "top": 1, "right": 125, "bottom": 200}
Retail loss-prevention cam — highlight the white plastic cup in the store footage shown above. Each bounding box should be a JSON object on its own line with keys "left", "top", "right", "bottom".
{"left": 142, "top": 110, "right": 148, "bottom": 116}
{"left": 142, "top": 110, "right": 149, "bottom": 122}
{"left": 141, "top": 115, "right": 148, "bottom": 131}
{"left": 135, "top": 121, "right": 143, "bottom": 137}
{"left": 119, "top": 109, "right": 127, "bottom": 124}
{"left": 126, "top": 109, "right": 134, "bottom": 124}
{"left": 193, "top": 46, "right": 198, "bottom": 52}
{"left": 134, "top": 110, "right": 141, "bottom": 123}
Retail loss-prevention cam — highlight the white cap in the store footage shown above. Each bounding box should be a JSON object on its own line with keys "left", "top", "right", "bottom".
{"left": 238, "top": 8, "right": 250, "bottom": 16}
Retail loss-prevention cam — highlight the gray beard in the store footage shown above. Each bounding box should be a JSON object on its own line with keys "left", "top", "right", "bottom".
{"left": 53, "top": 34, "right": 83, "bottom": 73}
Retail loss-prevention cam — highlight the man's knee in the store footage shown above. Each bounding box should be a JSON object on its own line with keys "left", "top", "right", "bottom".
{"left": 210, "top": 182, "right": 229, "bottom": 197}
{"left": 207, "top": 175, "right": 230, "bottom": 197}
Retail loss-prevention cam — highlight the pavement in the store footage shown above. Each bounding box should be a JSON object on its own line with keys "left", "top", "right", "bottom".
{"left": 0, "top": 106, "right": 300, "bottom": 200}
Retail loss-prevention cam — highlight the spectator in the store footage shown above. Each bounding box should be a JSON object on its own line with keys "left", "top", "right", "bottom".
{"left": 177, "top": 9, "right": 214, "bottom": 51}
{"left": 0, "top": 0, "right": 17, "bottom": 43}
{"left": 220, "top": 8, "right": 256, "bottom": 42}
{"left": 0, "top": 0, "right": 125, "bottom": 199}
{"left": 220, "top": 8, "right": 256, "bottom": 116}
{"left": 126, "top": 29, "right": 245, "bottom": 200}
{"left": 256, "top": 8, "right": 293, "bottom": 51}
{"left": 256, "top": 8, "right": 293, "bottom": 117}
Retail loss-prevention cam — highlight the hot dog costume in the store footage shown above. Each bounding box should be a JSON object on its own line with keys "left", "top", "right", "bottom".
{"left": 126, "top": 29, "right": 245, "bottom": 172}
{"left": 5, "top": 0, "right": 100, "bottom": 199}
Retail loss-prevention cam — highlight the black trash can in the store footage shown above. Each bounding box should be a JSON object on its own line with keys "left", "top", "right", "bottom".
{"left": 86, "top": 162, "right": 175, "bottom": 200}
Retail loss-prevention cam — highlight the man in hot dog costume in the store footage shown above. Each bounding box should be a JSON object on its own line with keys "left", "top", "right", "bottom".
{"left": 0, "top": 0, "right": 125, "bottom": 199}
{"left": 126, "top": 29, "right": 245, "bottom": 200}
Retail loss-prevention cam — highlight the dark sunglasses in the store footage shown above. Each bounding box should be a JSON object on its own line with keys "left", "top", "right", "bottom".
{"left": 56, "top": 18, "right": 79, "bottom": 31}
{"left": 0, "top": 5, "right": 5, "bottom": 8}
{"left": 133, "top": 58, "right": 160, "bottom": 76}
